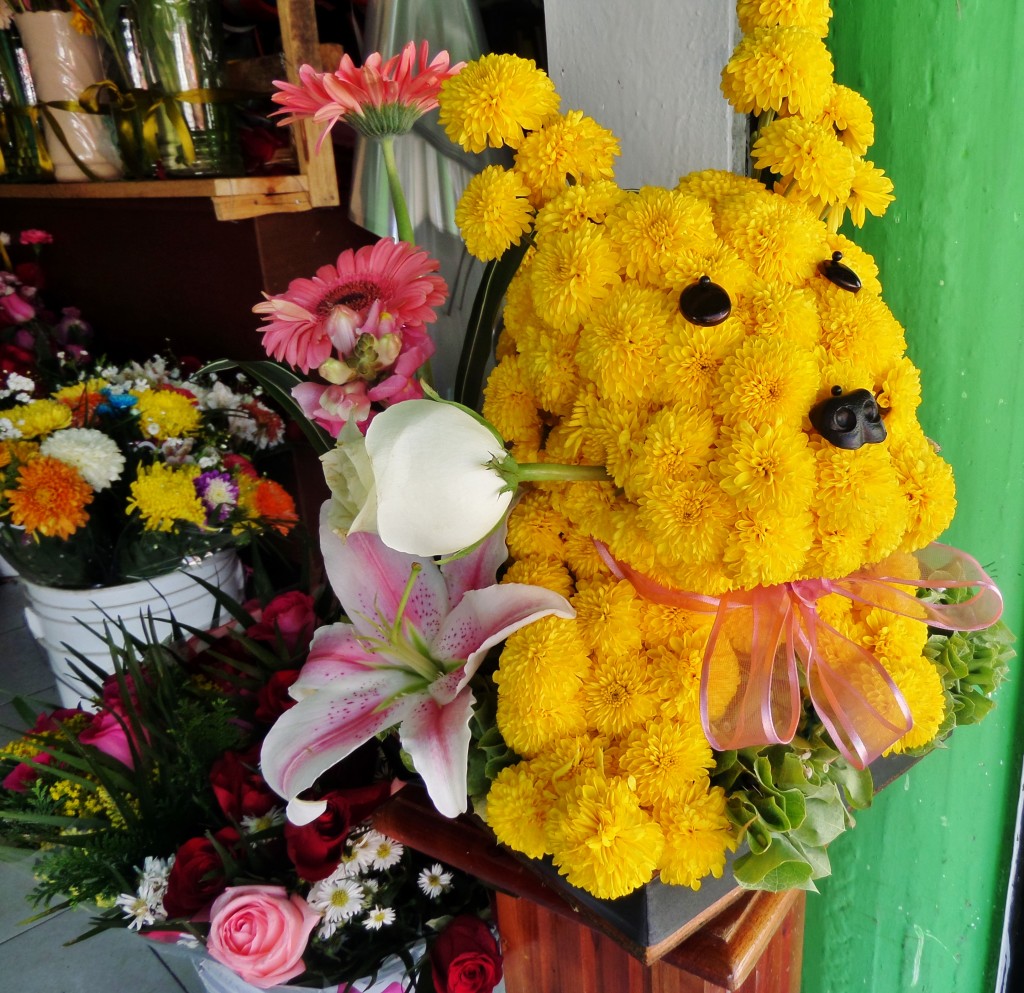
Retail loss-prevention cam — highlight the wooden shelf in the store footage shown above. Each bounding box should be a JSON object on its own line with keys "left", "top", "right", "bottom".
{"left": 0, "top": 0, "right": 339, "bottom": 221}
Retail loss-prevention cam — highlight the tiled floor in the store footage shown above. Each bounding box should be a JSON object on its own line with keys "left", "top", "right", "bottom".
{"left": 0, "top": 577, "right": 195, "bottom": 993}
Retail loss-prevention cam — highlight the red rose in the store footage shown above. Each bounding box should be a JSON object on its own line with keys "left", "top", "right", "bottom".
{"left": 163, "top": 827, "right": 239, "bottom": 918}
{"left": 284, "top": 782, "right": 391, "bottom": 881}
{"left": 210, "top": 746, "right": 276, "bottom": 822}
{"left": 430, "top": 916, "right": 503, "bottom": 993}
{"left": 247, "top": 592, "right": 317, "bottom": 654}
{"left": 254, "top": 669, "right": 300, "bottom": 723}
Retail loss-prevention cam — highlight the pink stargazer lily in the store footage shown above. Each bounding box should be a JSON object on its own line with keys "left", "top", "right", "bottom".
{"left": 261, "top": 509, "right": 573, "bottom": 822}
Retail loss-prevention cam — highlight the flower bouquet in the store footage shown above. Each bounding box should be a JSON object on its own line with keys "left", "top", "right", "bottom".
{"left": 0, "top": 352, "right": 294, "bottom": 589}
{"left": 239, "top": 0, "right": 1015, "bottom": 933}
{"left": 0, "top": 589, "right": 501, "bottom": 993}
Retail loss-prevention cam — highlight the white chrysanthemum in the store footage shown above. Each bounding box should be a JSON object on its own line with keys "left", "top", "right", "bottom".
{"left": 40, "top": 427, "right": 126, "bottom": 490}
{"left": 417, "top": 863, "right": 453, "bottom": 898}
{"left": 138, "top": 855, "right": 173, "bottom": 897}
{"left": 363, "top": 906, "right": 396, "bottom": 930}
{"left": 0, "top": 417, "right": 21, "bottom": 440}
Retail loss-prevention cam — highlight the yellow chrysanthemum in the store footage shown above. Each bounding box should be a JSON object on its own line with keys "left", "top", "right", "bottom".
{"left": 619, "top": 720, "right": 715, "bottom": 806}
{"left": 640, "top": 603, "right": 714, "bottom": 649}
{"left": 624, "top": 404, "right": 718, "bottom": 498}
{"left": 638, "top": 475, "right": 734, "bottom": 567}
{"left": 819, "top": 84, "right": 875, "bottom": 155}
{"left": 859, "top": 607, "right": 929, "bottom": 668}
{"left": 502, "top": 263, "right": 540, "bottom": 337}
{"left": 715, "top": 334, "right": 821, "bottom": 428}
{"left": 8, "top": 399, "right": 72, "bottom": 439}
{"left": 845, "top": 159, "right": 895, "bottom": 228}
{"left": 753, "top": 117, "right": 855, "bottom": 206}
{"left": 811, "top": 439, "right": 906, "bottom": 537}
{"left": 665, "top": 240, "right": 755, "bottom": 303}
{"left": 721, "top": 27, "right": 834, "bottom": 118}
{"left": 547, "top": 772, "right": 665, "bottom": 899}
{"left": 517, "top": 324, "right": 581, "bottom": 416}
{"left": 581, "top": 649, "right": 659, "bottom": 736}
{"left": 533, "top": 180, "right": 628, "bottom": 239}
{"left": 134, "top": 389, "right": 201, "bottom": 442}
{"left": 676, "top": 169, "right": 770, "bottom": 208}
{"left": 736, "top": 280, "right": 820, "bottom": 348}
{"left": 885, "top": 655, "right": 948, "bottom": 754}
{"left": 737, "top": 0, "right": 832, "bottom": 36}
{"left": 482, "top": 354, "right": 542, "bottom": 448}
{"left": 506, "top": 489, "right": 568, "bottom": 561}
{"left": 817, "top": 291, "right": 906, "bottom": 375}
{"left": 525, "top": 735, "right": 608, "bottom": 792}
{"left": 823, "top": 233, "right": 882, "bottom": 296}
{"left": 562, "top": 528, "right": 612, "bottom": 583}
{"left": 716, "top": 420, "right": 815, "bottom": 513}
{"left": 575, "top": 284, "right": 675, "bottom": 404}
{"left": 127, "top": 462, "right": 205, "bottom": 532}
{"left": 502, "top": 557, "right": 575, "bottom": 599}
{"left": 889, "top": 426, "right": 958, "bottom": 551}
{"left": 657, "top": 324, "right": 735, "bottom": 408}
{"left": 455, "top": 165, "right": 535, "bottom": 261}
{"left": 572, "top": 578, "right": 644, "bottom": 658}
{"left": 438, "top": 53, "right": 560, "bottom": 152}
{"left": 606, "top": 187, "right": 717, "bottom": 286}
{"left": 876, "top": 357, "right": 923, "bottom": 433}
{"left": 529, "top": 225, "right": 622, "bottom": 331}
{"left": 809, "top": 517, "right": 871, "bottom": 578}
{"left": 715, "top": 192, "right": 829, "bottom": 285}
{"left": 723, "top": 506, "right": 815, "bottom": 589}
{"left": 656, "top": 783, "right": 736, "bottom": 889}
{"left": 4, "top": 456, "right": 92, "bottom": 538}
{"left": 555, "top": 481, "right": 621, "bottom": 545}
{"left": 514, "top": 110, "right": 620, "bottom": 208}
{"left": 485, "top": 763, "right": 555, "bottom": 859}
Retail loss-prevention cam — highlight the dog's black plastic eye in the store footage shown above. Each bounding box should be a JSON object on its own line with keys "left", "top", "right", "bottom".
{"left": 679, "top": 275, "right": 731, "bottom": 326}
{"left": 819, "top": 251, "right": 862, "bottom": 293}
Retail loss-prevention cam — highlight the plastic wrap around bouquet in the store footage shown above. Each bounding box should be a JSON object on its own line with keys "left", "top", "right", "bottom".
{"left": 254, "top": 0, "right": 1014, "bottom": 912}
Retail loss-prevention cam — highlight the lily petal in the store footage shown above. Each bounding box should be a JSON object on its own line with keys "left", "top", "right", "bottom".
{"left": 399, "top": 684, "right": 476, "bottom": 818}
{"left": 432, "top": 582, "right": 575, "bottom": 677}
{"left": 261, "top": 669, "right": 419, "bottom": 825}
{"left": 321, "top": 522, "right": 450, "bottom": 643}
{"left": 441, "top": 517, "right": 510, "bottom": 609}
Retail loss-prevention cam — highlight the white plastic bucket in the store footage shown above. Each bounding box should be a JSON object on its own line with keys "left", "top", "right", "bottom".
{"left": 22, "top": 550, "right": 244, "bottom": 708}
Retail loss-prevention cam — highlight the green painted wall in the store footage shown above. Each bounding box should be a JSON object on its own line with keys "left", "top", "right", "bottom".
{"left": 802, "top": 2, "right": 1024, "bottom": 991}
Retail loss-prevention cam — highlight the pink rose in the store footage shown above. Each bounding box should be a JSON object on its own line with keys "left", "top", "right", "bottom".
{"left": 79, "top": 711, "right": 136, "bottom": 768}
{"left": 207, "top": 885, "right": 319, "bottom": 989}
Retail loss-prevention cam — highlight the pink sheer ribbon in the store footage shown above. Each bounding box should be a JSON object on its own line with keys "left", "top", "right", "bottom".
{"left": 597, "top": 542, "right": 1003, "bottom": 769}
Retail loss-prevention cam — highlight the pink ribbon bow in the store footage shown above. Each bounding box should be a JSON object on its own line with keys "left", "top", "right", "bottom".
{"left": 599, "top": 543, "right": 1003, "bottom": 769}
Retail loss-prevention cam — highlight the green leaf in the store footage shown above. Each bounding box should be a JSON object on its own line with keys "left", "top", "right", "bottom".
{"left": 733, "top": 835, "right": 819, "bottom": 891}
{"left": 200, "top": 359, "right": 333, "bottom": 455}
{"left": 454, "top": 238, "right": 532, "bottom": 411}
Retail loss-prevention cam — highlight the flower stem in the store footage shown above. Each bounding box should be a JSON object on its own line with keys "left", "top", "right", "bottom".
{"left": 381, "top": 136, "right": 415, "bottom": 246}
{"left": 508, "top": 462, "right": 611, "bottom": 484}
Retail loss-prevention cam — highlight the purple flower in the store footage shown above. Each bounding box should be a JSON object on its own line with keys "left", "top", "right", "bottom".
{"left": 195, "top": 471, "right": 240, "bottom": 523}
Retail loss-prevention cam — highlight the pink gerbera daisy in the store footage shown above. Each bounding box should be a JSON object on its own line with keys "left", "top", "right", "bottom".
{"left": 253, "top": 239, "right": 447, "bottom": 373}
{"left": 272, "top": 41, "right": 465, "bottom": 145}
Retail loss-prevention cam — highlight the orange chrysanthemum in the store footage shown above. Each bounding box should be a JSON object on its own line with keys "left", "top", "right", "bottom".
{"left": 252, "top": 478, "right": 298, "bottom": 535}
{"left": 4, "top": 456, "right": 92, "bottom": 538}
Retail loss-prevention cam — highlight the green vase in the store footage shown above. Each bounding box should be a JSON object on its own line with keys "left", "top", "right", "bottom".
{"left": 132, "top": 0, "right": 242, "bottom": 177}
{"left": 0, "top": 28, "right": 54, "bottom": 183}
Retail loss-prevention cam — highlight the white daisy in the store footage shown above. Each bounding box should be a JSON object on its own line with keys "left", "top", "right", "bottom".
{"left": 417, "top": 864, "right": 453, "bottom": 899}
{"left": 40, "top": 428, "right": 126, "bottom": 490}
{"left": 368, "top": 832, "right": 404, "bottom": 871}
{"left": 241, "top": 807, "right": 286, "bottom": 835}
{"left": 138, "top": 855, "right": 173, "bottom": 897}
{"left": 363, "top": 906, "right": 396, "bottom": 930}
{"left": 115, "top": 892, "right": 156, "bottom": 931}
{"left": 307, "top": 874, "right": 365, "bottom": 924}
